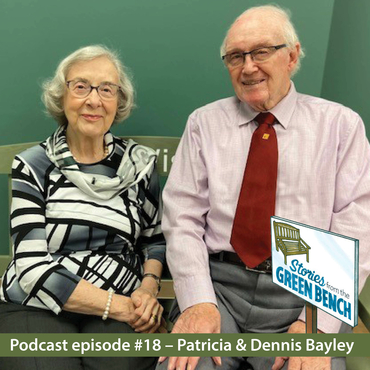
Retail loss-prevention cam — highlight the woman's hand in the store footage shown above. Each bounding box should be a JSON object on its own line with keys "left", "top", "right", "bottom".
{"left": 109, "top": 294, "right": 140, "bottom": 326}
{"left": 131, "top": 286, "right": 164, "bottom": 333}
{"left": 63, "top": 280, "right": 141, "bottom": 326}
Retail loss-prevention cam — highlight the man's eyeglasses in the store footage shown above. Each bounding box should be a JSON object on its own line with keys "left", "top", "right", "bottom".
{"left": 222, "top": 44, "right": 287, "bottom": 68}
{"left": 66, "top": 79, "right": 121, "bottom": 100}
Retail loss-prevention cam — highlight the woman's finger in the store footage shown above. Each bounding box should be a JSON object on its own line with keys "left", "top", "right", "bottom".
{"left": 132, "top": 297, "right": 159, "bottom": 328}
{"left": 148, "top": 307, "right": 165, "bottom": 333}
{"left": 135, "top": 304, "right": 163, "bottom": 332}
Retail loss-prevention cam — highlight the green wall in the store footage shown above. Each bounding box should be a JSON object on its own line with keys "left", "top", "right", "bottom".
{"left": 0, "top": 0, "right": 336, "bottom": 255}
{"left": 321, "top": 0, "right": 370, "bottom": 128}
{"left": 0, "top": 0, "right": 334, "bottom": 143}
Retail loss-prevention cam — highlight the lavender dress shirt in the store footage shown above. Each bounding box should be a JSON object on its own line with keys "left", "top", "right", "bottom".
{"left": 162, "top": 82, "right": 370, "bottom": 333}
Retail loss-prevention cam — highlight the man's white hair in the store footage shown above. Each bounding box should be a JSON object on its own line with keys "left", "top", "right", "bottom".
{"left": 220, "top": 4, "right": 305, "bottom": 76}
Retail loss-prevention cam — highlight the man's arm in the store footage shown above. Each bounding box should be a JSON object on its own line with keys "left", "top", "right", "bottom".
{"left": 277, "top": 112, "right": 370, "bottom": 369}
{"left": 162, "top": 113, "right": 217, "bottom": 311}
{"left": 330, "top": 113, "right": 370, "bottom": 295}
{"left": 161, "top": 114, "right": 221, "bottom": 369}
{"left": 297, "top": 113, "right": 370, "bottom": 333}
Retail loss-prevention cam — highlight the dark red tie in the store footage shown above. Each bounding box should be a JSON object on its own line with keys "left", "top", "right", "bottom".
{"left": 230, "top": 112, "right": 278, "bottom": 268}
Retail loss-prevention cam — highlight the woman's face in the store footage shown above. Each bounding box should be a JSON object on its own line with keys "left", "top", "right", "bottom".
{"left": 63, "top": 57, "right": 119, "bottom": 140}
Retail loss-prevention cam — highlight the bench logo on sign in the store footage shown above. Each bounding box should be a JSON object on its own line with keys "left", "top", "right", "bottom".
{"left": 273, "top": 221, "right": 310, "bottom": 265}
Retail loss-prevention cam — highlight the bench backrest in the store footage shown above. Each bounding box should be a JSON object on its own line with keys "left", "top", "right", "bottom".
{"left": 274, "top": 221, "right": 300, "bottom": 241}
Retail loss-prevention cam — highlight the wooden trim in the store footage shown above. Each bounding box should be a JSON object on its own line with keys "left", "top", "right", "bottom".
{"left": 305, "top": 302, "right": 317, "bottom": 333}
{"left": 0, "top": 256, "right": 12, "bottom": 275}
{"left": 158, "top": 279, "right": 175, "bottom": 299}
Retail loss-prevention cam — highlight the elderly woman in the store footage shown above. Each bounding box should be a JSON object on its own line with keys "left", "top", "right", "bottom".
{"left": 0, "top": 45, "right": 165, "bottom": 370}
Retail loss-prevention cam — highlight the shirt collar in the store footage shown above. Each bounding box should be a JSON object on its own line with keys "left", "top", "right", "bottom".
{"left": 237, "top": 81, "right": 298, "bottom": 129}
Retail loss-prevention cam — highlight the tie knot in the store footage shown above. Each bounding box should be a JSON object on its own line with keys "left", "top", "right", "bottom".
{"left": 255, "top": 112, "right": 276, "bottom": 126}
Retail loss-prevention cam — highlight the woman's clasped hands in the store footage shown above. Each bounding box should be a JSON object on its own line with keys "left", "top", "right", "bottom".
{"left": 131, "top": 286, "right": 167, "bottom": 333}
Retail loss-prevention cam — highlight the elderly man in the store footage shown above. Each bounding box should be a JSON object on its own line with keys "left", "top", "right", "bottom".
{"left": 159, "top": 5, "right": 370, "bottom": 370}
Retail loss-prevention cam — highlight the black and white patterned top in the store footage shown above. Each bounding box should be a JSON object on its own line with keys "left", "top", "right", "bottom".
{"left": 0, "top": 129, "right": 165, "bottom": 315}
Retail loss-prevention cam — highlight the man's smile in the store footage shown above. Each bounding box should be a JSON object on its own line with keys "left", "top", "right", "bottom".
{"left": 242, "top": 79, "right": 265, "bottom": 86}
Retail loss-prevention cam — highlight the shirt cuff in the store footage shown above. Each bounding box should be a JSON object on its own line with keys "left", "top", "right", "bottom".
{"left": 173, "top": 273, "right": 217, "bottom": 312}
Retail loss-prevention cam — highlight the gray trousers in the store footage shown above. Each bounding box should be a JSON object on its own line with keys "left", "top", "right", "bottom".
{"left": 0, "top": 301, "right": 157, "bottom": 370}
{"left": 158, "top": 258, "right": 348, "bottom": 370}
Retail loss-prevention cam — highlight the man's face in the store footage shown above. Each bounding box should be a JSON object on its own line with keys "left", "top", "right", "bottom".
{"left": 225, "top": 12, "right": 300, "bottom": 111}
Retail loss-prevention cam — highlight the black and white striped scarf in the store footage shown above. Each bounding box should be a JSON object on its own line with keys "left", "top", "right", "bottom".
{"left": 45, "top": 126, "right": 156, "bottom": 200}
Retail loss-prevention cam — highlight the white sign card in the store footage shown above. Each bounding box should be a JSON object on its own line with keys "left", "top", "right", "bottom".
{"left": 271, "top": 216, "right": 359, "bottom": 327}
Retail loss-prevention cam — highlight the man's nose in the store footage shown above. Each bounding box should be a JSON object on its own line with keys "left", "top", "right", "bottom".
{"left": 241, "top": 54, "right": 259, "bottom": 74}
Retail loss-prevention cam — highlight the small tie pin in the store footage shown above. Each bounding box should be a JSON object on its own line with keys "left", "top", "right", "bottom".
{"left": 262, "top": 134, "right": 270, "bottom": 140}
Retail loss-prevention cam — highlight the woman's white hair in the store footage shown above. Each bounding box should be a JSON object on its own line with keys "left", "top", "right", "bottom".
{"left": 220, "top": 4, "right": 305, "bottom": 76}
{"left": 42, "top": 45, "right": 135, "bottom": 126}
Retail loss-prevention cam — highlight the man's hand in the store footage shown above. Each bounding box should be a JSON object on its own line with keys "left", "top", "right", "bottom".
{"left": 272, "top": 321, "right": 331, "bottom": 370}
{"left": 158, "top": 303, "right": 222, "bottom": 370}
{"left": 273, "top": 356, "right": 331, "bottom": 370}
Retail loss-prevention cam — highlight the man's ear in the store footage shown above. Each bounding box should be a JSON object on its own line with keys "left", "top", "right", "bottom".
{"left": 287, "top": 42, "right": 300, "bottom": 72}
